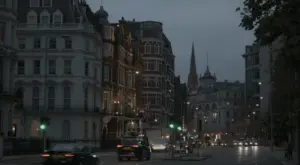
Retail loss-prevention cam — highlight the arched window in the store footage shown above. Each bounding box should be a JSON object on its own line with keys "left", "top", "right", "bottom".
{"left": 62, "top": 120, "right": 70, "bottom": 139}
{"left": 27, "top": 10, "right": 37, "bottom": 24}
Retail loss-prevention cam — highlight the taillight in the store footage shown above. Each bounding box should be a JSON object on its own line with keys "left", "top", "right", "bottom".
{"left": 116, "top": 144, "right": 123, "bottom": 148}
{"left": 132, "top": 145, "right": 139, "bottom": 148}
{"left": 64, "top": 153, "right": 74, "bottom": 157}
{"left": 41, "top": 154, "right": 50, "bottom": 157}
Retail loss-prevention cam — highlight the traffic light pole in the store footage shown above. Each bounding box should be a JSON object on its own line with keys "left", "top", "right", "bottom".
{"left": 42, "top": 130, "right": 46, "bottom": 151}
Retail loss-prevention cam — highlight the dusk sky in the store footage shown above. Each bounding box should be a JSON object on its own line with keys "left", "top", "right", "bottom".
{"left": 87, "top": 0, "right": 255, "bottom": 83}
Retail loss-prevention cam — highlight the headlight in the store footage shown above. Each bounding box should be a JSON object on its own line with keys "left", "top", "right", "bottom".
{"left": 92, "top": 154, "right": 97, "bottom": 158}
{"left": 245, "top": 143, "right": 248, "bottom": 145}
{"left": 239, "top": 142, "right": 242, "bottom": 145}
{"left": 255, "top": 142, "right": 258, "bottom": 145}
{"left": 250, "top": 142, "right": 253, "bottom": 145}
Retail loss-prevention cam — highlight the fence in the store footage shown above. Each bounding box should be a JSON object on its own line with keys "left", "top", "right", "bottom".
{"left": 3, "top": 137, "right": 104, "bottom": 156}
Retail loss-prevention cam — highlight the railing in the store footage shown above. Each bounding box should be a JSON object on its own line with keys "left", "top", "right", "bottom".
{"left": 22, "top": 106, "right": 100, "bottom": 113}
{"left": 17, "top": 23, "right": 95, "bottom": 33}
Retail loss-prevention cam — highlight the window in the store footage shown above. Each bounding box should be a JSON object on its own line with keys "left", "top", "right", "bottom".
{"left": 103, "top": 92, "right": 108, "bottom": 109}
{"left": 49, "top": 38, "right": 56, "bottom": 49}
{"left": 53, "top": 13, "right": 62, "bottom": 26}
{"left": 40, "top": 15, "right": 50, "bottom": 24}
{"left": 92, "top": 122, "right": 96, "bottom": 139}
{"left": 103, "top": 65, "right": 110, "bottom": 82}
{"left": 85, "top": 39, "right": 90, "bottom": 51}
{"left": 32, "top": 86, "right": 39, "bottom": 110}
{"left": 153, "top": 44, "right": 159, "bottom": 54}
{"left": 30, "top": 0, "right": 39, "bottom": 7}
{"left": 64, "top": 60, "right": 72, "bottom": 75}
{"left": 18, "top": 38, "right": 26, "bottom": 49}
{"left": 34, "top": 38, "right": 41, "bottom": 49}
{"left": 84, "top": 62, "right": 89, "bottom": 76}
{"left": 63, "top": 86, "right": 71, "bottom": 110}
{"left": 33, "top": 60, "right": 40, "bottom": 74}
{"left": 84, "top": 87, "right": 88, "bottom": 111}
{"left": 48, "top": 86, "right": 55, "bottom": 110}
{"left": 64, "top": 37, "right": 72, "bottom": 49}
{"left": 144, "top": 43, "right": 151, "bottom": 54}
{"left": 42, "top": 0, "right": 52, "bottom": 7}
{"left": 212, "top": 112, "right": 217, "bottom": 122}
{"left": 17, "top": 60, "right": 25, "bottom": 75}
{"left": 144, "top": 60, "right": 157, "bottom": 71}
{"left": 118, "top": 68, "right": 125, "bottom": 85}
{"left": 48, "top": 60, "right": 56, "bottom": 75}
{"left": 0, "top": 23, "right": 5, "bottom": 43}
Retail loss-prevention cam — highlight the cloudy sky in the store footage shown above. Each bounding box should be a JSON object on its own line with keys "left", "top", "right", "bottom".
{"left": 87, "top": 0, "right": 255, "bottom": 82}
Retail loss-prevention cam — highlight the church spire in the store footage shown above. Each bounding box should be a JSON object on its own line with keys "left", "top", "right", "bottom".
{"left": 187, "top": 42, "right": 198, "bottom": 91}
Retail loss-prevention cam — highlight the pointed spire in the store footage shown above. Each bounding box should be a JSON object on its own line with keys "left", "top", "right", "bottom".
{"left": 187, "top": 42, "right": 198, "bottom": 91}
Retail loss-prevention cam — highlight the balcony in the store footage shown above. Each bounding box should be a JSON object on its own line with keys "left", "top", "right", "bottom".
{"left": 17, "top": 23, "right": 96, "bottom": 34}
{"left": 22, "top": 106, "right": 100, "bottom": 116}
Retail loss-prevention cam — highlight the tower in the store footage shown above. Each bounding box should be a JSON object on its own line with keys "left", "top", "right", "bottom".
{"left": 187, "top": 42, "right": 198, "bottom": 92}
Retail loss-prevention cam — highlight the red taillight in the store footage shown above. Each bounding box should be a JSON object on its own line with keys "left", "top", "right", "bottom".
{"left": 116, "top": 144, "right": 123, "bottom": 148}
{"left": 132, "top": 145, "right": 139, "bottom": 148}
{"left": 41, "top": 154, "right": 50, "bottom": 157}
{"left": 64, "top": 153, "right": 74, "bottom": 157}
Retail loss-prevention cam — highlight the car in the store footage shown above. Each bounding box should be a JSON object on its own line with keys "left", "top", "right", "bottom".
{"left": 40, "top": 143, "right": 99, "bottom": 165}
{"left": 117, "top": 135, "right": 151, "bottom": 161}
{"left": 150, "top": 138, "right": 168, "bottom": 152}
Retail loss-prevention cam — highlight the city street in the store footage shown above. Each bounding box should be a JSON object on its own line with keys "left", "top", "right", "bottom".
{"left": 0, "top": 147, "right": 286, "bottom": 165}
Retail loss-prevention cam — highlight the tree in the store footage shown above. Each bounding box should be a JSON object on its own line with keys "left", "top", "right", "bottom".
{"left": 237, "top": 0, "right": 300, "bottom": 69}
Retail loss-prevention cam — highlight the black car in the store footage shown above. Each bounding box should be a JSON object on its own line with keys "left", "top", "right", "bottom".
{"left": 117, "top": 135, "right": 151, "bottom": 161}
{"left": 41, "top": 143, "right": 99, "bottom": 165}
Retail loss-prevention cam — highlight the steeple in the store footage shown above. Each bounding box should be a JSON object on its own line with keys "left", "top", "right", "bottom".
{"left": 200, "top": 52, "right": 216, "bottom": 80}
{"left": 187, "top": 42, "right": 198, "bottom": 91}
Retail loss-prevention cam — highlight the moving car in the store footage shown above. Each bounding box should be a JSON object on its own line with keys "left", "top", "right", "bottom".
{"left": 117, "top": 135, "right": 151, "bottom": 161}
{"left": 150, "top": 138, "right": 168, "bottom": 152}
{"left": 41, "top": 143, "right": 99, "bottom": 165}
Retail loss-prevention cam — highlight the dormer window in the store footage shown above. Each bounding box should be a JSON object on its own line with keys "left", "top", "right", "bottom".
{"left": 27, "top": 10, "right": 37, "bottom": 24}
{"left": 30, "top": 0, "right": 39, "bottom": 7}
{"left": 40, "top": 10, "right": 50, "bottom": 24}
{"left": 43, "top": 0, "right": 52, "bottom": 7}
{"left": 53, "top": 10, "right": 63, "bottom": 27}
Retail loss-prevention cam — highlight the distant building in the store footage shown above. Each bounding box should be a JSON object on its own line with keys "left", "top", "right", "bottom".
{"left": 187, "top": 44, "right": 244, "bottom": 140}
{"left": 0, "top": 0, "right": 18, "bottom": 137}
{"left": 14, "top": 0, "right": 103, "bottom": 141}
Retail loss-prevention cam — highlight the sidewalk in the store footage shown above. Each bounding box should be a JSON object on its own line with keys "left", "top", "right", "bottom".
{"left": 270, "top": 148, "right": 298, "bottom": 165}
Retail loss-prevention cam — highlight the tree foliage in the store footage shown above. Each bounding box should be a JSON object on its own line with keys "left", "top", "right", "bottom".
{"left": 237, "top": 0, "right": 300, "bottom": 69}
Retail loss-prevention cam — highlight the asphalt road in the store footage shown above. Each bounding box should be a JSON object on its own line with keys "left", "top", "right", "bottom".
{"left": 0, "top": 146, "right": 284, "bottom": 165}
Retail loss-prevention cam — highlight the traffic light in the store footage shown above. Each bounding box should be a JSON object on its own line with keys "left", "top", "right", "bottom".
{"left": 40, "top": 117, "right": 50, "bottom": 131}
{"left": 177, "top": 126, "right": 182, "bottom": 131}
{"left": 169, "top": 124, "right": 174, "bottom": 129}
{"left": 40, "top": 124, "right": 46, "bottom": 130}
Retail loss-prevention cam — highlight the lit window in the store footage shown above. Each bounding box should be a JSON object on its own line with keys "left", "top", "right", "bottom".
{"left": 212, "top": 112, "right": 217, "bottom": 121}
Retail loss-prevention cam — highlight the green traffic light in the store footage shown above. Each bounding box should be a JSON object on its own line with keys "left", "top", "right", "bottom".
{"left": 169, "top": 124, "right": 174, "bottom": 129}
{"left": 40, "top": 124, "right": 46, "bottom": 130}
{"left": 177, "top": 126, "right": 182, "bottom": 131}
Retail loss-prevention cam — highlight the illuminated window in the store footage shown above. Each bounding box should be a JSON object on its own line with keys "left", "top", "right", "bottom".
{"left": 212, "top": 112, "right": 217, "bottom": 122}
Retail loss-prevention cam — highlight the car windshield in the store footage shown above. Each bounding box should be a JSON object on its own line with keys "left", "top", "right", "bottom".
{"left": 121, "top": 138, "right": 142, "bottom": 145}
{"left": 51, "top": 144, "right": 82, "bottom": 152}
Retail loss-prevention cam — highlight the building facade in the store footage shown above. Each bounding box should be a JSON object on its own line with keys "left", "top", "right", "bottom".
{"left": 0, "top": 0, "right": 18, "bottom": 137}
{"left": 14, "top": 0, "right": 103, "bottom": 141}
{"left": 91, "top": 7, "right": 143, "bottom": 142}
{"left": 187, "top": 45, "right": 244, "bottom": 141}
